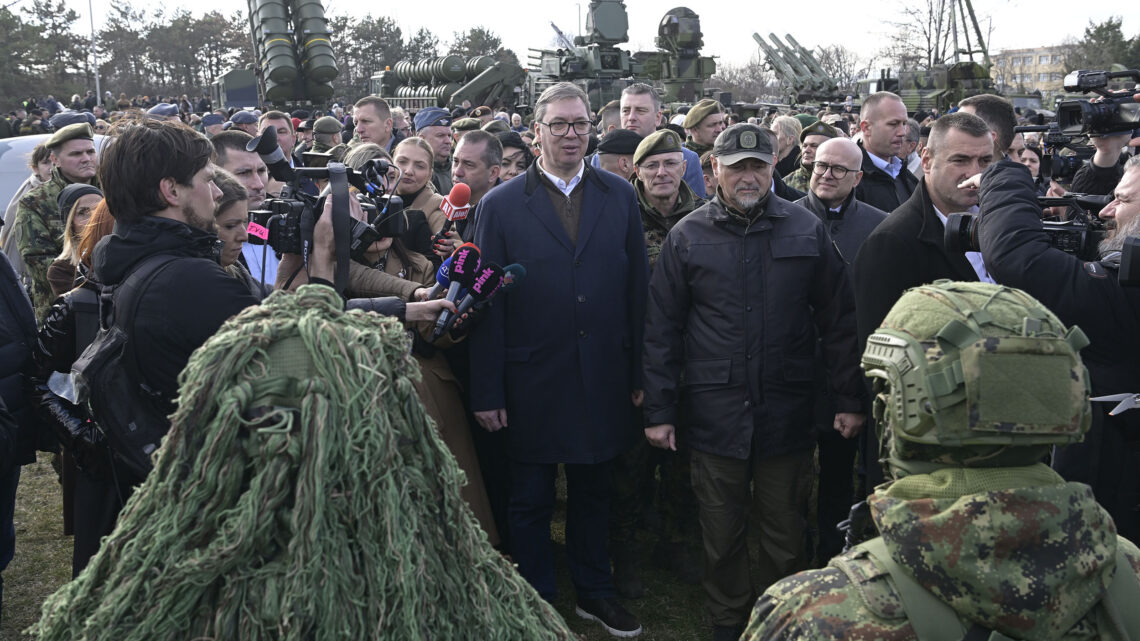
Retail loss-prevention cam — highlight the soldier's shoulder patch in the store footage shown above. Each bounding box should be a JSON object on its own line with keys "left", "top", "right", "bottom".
{"left": 830, "top": 548, "right": 908, "bottom": 620}
{"left": 1083, "top": 261, "right": 1109, "bottom": 278}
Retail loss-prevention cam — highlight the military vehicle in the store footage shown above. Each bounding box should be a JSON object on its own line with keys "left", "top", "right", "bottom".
{"left": 243, "top": 0, "right": 339, "bottom": 106}
{"left": 634, "top": 8, "right": 716, "bottom": 105}
{"left": 525, "top": 0, "right": 644, "bottom": 113}
{"left": 368, "top": 55, "right": 527, "bottom": 112}
{"left": 211, "top": 69, "right": 259, "bottom": 111}
{"left": 753, "top": 33, "right": 839, "bottom": 103}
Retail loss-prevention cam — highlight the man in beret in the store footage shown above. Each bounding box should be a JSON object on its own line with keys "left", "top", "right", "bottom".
{"left": 310, "top": 116, "right": 347, "bottom": 162}
{"left": 146, "top": 103, "right": 180, "bottom": 122}
{"left": 784, "top": 121, "right": 840, "bottom": 193}
{"left": 48, "top": 111, "right": 95, "bottom": 131}
{"left": 451, "top": 117, "right": 482, "bottom": 141}
{"left": 414, "top": 107, "right": 454, "bottom": 195}
{"left": 683, "top": 99, "right": 727, "bottom": 157}
{"left": 595, "top": 129, "right": 641, "bottom": 181}
{"left": 610, "top": 128, "right": 705, "bottom": 598}
{"left": 14, "top": 123, "right": 99, "bottom": 320}
{"left": 229, "top": 110, "right": 259, "bottom": 136}
{"left": 201, "top": 113, "right": 225, "bottom": 139}
{"left": 642, "top": 123, "right": 863, "bottom": 641}
{"left": 469, "top": 106, "right": 493, "bottom": 125}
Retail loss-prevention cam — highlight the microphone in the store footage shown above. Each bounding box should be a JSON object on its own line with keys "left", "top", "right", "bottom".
{"left": 442, "top": 263, "right": 505, "bottom": 337}
{"left": 497, "top": 263, "right": 527, "bottom": 293}
{"left": 246, "top": 124, "right": 295, "bottom": 183}
{"left": 434, "top": 243, "right": 480, "bottom": 335}
{"left": 432, "top": 183, "right": 472, "bottom": 248}
{"left": 424, "top": 255, "right": 454, "bottom": 300}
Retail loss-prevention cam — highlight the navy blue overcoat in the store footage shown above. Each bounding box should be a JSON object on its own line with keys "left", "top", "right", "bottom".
{"left": 469, "top": 162, "right": 649, "bottom": 464}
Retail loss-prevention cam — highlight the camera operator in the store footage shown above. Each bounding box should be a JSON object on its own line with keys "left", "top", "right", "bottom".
{"left": 1072, "top": 131, "right": 1133, "bottom": 196}
{"left": 975, "top": 153, "right": 1140, "bottom": 542}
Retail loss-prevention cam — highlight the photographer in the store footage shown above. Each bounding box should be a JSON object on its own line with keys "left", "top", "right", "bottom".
{"left": 1072, "top": 131, "right": 1133, "bottom": 196}
{"left": 976, "top": 154, "right": 1140, "bottom": 542}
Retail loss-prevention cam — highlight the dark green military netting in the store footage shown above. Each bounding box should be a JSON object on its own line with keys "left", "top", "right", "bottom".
{"left": 31, "top": 285, "right": 574, "bottom": 640}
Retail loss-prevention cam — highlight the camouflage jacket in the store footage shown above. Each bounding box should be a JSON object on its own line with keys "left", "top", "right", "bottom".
{"left": 784, "top": 165, "right": 812, "bottom": 194}
{"left": 743, "top": 464, "right": 1140, "bottom": 641}
{"left": 15, "top": 168, "right": 79, "bottom": 321}
{"left": 684, "top": 139, "right": 712, "bottom": 158}
{"left": 634, "top": 177, "right": 701, "bottom": 270}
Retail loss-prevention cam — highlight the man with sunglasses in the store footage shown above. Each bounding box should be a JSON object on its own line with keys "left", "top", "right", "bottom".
{"left": 793, "top": 137, "right": 887, "bottom": 564}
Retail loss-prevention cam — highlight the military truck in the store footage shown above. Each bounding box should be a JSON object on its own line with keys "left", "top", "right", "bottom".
{"left": 525, "top": 0, "right": 644, "bottom": 113}
{"left": 211, "top": 69, "right": 259, "bottom": 111}
{"left": 368, "top": 55, "right": 527, "bottom": 112}
{"left": 856, "top": 63, "right": 996, "bottom": 113}
{"left": 244, "top": 0, "right": 338, "bottom": 106}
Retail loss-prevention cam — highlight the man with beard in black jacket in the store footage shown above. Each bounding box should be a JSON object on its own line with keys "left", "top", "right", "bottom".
{"left": 976, "top": 152, "right": 1140, "bottom": 543}
{"left": 642, "top": 123, "right": 864, "bottom": 641}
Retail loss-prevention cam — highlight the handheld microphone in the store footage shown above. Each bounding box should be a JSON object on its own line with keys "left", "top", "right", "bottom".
{"left": 439, "top": 263, "right": 504, "bottom": 337}
{"left": 434, "top": 243, "right": 480, "bottom": 335}
{"left": 424, "top": 255, "right": 454, "bottom": 300}
{"left": 246, "top": 125, "right": 295, "bottom": 183}
{"left": 432, "top": 183, "right": 472, "bottom": 248}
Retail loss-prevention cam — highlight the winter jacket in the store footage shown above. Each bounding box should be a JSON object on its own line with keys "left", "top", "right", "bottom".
{"left": 853, "top": 142, "right": 918, "bottom": 214}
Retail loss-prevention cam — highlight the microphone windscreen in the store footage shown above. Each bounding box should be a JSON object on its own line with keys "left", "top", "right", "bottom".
{"left": 500, "top": 263, "right": 527, "bottom": 291}
{"left": 447, "top": 182, "right": 471, "bottom": 208}
{"left": 469, "top": 263, "right": 505, "bottom": 300}
{"left": 449, "top": 245, "right": 481, "bottom": 287}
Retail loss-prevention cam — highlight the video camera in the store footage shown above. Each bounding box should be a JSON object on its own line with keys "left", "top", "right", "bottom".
{"left": 1013, "top": 125, "right": 1094, "bottom": 183}
{"left": 1056, "top": 69, "right": 1140, "bottom": 137}
{"left": 945, "top": 192, "right": 1111, "bottom": 262}
{"left": 245, "top": 126, "right": 405, "bottom": 264}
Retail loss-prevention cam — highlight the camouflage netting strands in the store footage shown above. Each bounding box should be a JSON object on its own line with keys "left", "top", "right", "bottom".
{"left": 31, "top": 285, "right": 575, "bottom": 641}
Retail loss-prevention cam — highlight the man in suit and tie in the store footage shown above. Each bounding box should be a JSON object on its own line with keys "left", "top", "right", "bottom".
{"left": 468, "top": 82, "right": 649, "bottom": 638}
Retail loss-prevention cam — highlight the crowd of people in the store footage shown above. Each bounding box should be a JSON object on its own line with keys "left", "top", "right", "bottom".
{"left": 0, "top": 79, "right": 1138, "bottom": 639}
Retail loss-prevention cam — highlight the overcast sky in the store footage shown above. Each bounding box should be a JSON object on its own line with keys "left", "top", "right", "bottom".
{"left": 68, "top": 0, "right": 1135, "bottom": 69}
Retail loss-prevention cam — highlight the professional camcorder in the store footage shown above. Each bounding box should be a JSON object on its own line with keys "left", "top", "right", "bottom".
{"left": 1055, "top": 69, "right": 1140, "bottom": 136}
{"left": 945, "top": 192, "right": 1111, "bottom": 261}
{"left": 246, "top": 126, "right": 405, "bottom": 264}
{"left": 1013, "top": 125, "right": 1094, "bottom": 183}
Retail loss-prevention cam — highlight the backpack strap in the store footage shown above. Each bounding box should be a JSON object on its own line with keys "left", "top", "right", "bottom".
{"left": 101, "top": 254, "right": 181, "bottom": 397}
{"left": 69, "top": 285, "right": 99, "bottom": 354}
{"left": 861, "top": 537, "right": 969, "bottom": 641}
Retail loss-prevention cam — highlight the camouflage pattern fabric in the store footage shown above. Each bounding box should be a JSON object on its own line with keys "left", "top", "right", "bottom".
{"left": 684, "top": 138, "right": 712, "bottom": 158}
{"left": 14, "top": 168, "right": 71, "bottom": 321}
{"left": 742, "top": 464, "right": 1140, "bottom": 641}
{"left": 785, "top": 165, "right": 812, "bottom": 193}
{"left": 635, "top": 177, "right": 702, "bottom": 270}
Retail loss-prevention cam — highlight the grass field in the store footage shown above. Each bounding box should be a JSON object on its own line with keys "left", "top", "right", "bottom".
{"left": 0, "top": 457, "right": 714, "bottom": 640}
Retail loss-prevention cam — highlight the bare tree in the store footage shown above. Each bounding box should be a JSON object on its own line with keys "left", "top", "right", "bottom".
{"left": 815, "top": 45, "right": 872, "bottom": 95}
{"left": 708, "top": 54, "right": 779, "bottom": 103}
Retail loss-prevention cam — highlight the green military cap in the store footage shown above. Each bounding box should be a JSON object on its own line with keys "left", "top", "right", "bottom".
{"left": 800, "top": 120, "right": 840, "bottom": 143}
{"left": 793, "top": 113, "right": 818, "bottom": 129}
{"left": 682, "top": 99, "right": 724, "bottom": 130}
{"left": 313, "top": 116, "right": 343, "bottom": 134}
{"left": 46, "top": 123, "right": 94, "bottom": 150}
{"left": 452, "top": 117, "right": 482, "bottom": 132}
{"left": 481, "top": 119, "right": 510, "bottom": 134}
{"left": 713, "top": 123, "right": 775, "bottom": 165}
{"left": 633, "top": 129, "right": 683, "bottom": 166}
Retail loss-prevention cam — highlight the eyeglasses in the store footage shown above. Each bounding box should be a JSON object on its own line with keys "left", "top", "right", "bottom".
{"left": 538, "top": 120, "right": 592, "bottom": 136}
{"left": 639, "top": 159, "right": 684, "bottom": 172}
{"left": 812, "top": 161, "right": 858, "bottom": 179}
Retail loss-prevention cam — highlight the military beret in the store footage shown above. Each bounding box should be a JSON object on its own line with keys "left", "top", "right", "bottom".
{"left": 290, "top": 109, "right": 311, "bottom": 119}
{"left": 596, "top": 129, "right": 642, "bottom": 155}
{"left": 799, "top": 121, "right": 840, "bottom": 143}
{"left": 414, "top": 106, "right": 452, "bottom": 131}
{"left": 481, "top": 119, "right": 509, "bottom": 134}
{"left": 452, "top": 117, "right": 482, "bottom": 132}
{"left": 201, "top": 113, "right": 224, "bottom": 127}
{"left": 713, "top": 123, "right": 774, "bottom": 166}
{"left": 633, "top": 129, "right": 683, "bottom": 166}
{"left": 147, "top": 102, "right": 179, "bottom": 118}
{"left": 46, "top": 123, "right": 95, "bottom": 149}
{"left": 57, "top": 183, "right": 103, "bottom": 221}
{"left": 49, "top": 111, "right": 95, "bottom": 130}
{"left": 313, "top": 116, "right": 343, "bottom": 134}
{"left": 683, "top": 99, "right": 724, "bottom": 129}
{"left": 230, "top": 110, "right": 258, "bottom": 125}
{"left": 469, "top": 106, "right": 492, "bottom": 119}
{"left": 793, "top": 113, "right": 818, "bottom": 129}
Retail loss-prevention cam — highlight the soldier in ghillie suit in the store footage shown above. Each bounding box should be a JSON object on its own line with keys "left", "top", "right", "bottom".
{"left": 783, "top": 121, "right": 840, "bottom": 194}
{"left": 14, "top": 123, "right": 99, "bottom": 321}
{"left": 682, "top": 98, "right": 726, "bottom": 158}
{"left": 743, "top": 280, "right": 1140, "bottom": 641}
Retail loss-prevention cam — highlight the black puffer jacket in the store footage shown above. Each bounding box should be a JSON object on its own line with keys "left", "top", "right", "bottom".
{"left": 642, "top": 193, "right": 864, "bottom": 460}
{"left": 0, "top": 250, "right": 36, "bottom": 466}
{"left": 30, "top": 281, "right": 106, "bottom": 470}
{"left": 92, "top": 217, "right": 259, "bottom": 411}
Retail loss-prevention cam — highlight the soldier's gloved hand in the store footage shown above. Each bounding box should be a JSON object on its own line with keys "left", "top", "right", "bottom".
{"left": 70, "top": 420, "right": 111, "bottom": 480}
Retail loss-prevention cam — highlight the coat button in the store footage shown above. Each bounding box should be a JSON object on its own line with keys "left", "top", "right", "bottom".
{"left": 575, "top": 260, "right": 582, "bottom": 267}
{"left": 744, "top": 400, "right": 753, "bottom": 408}
{"left": 579, "top": 330, "right": 588, "bottom": 338}
{"left": 577, "top": 295, "right": 586, "bottom": 303}
{"left": 746, "top": 354, "right": 752, "bottom": 360}
{"left": 746, "top": 305, "right": 752, "bottom": 311}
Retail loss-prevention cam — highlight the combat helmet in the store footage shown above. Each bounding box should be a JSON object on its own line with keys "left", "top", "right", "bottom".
{"left": 861, "top": 280, "right": 1092, "bottom": 476}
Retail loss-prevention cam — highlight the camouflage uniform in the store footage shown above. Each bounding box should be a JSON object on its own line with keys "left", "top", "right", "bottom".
{"left": 684, "top": 139, "right": 712, "bottom": 158}
{"left": 14, "top": 168, "right": 73, "bottom": 321}
{"left": 637, "top": 178, "right": 701, "bottom": 269}
{"left": 784, "top": 164, "right": 812, "bottom": 193}
{"left": 744, "top": 281, "right": 1140, "bottom": 640}
{"left": 310, "top": 141, "right": 347, "bottom": 163}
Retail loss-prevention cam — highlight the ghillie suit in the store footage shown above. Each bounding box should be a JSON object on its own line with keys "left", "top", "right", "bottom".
{"left": 32, "top": 285, "right": 575, "bottom": 641}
